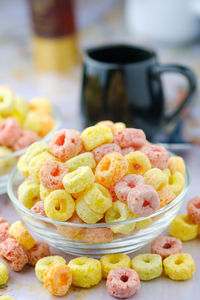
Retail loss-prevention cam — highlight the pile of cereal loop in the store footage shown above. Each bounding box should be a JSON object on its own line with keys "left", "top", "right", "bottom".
{"left": 0, "top": 86, "right": 56, "bottom": 176}
{"left": 17, "top": 120, "right": 186, "bottom": 243}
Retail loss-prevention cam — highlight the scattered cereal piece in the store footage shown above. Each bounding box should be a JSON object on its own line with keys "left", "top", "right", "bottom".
{"left": 169, "top": 214, "right": 198, "bottom": 241}
{"left": 26, "top": 241, "right": 50, "bottom": 266}
{"left": 187, "top": 196, "right": 200, "bottom": 225}
{"left": 0, "top": 261, "right": 8, "bottom": 285}
{"left": 8, "top": 221, "right": 35, "bottom": 250}
{"left": 100, "top": 254, "right": 131, "bottom": 279}
{"left": 151, "top": 236, "right": 182, "bottom": 259}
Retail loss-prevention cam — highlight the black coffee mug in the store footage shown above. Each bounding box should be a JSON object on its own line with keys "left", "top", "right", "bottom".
{"left": 81, "top": 44, "right": 196, "bottom": 140}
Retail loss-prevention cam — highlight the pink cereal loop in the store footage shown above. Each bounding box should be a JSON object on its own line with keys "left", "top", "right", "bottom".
{"left": 26, "top": 241, "right": 50, "bottom": 266}
{"left": 39, "top": 160, "right": 69, "bottom": 190}
{"left": 127, "top": 185, "right": 159, "bottom": 217}
{"left": 13, "top": 130, "right": 40, "bottom": 151}
{"left": 151, "top": 236, "right": 182, "bottom": 259}
{"left": 187, "top": 196, "right": 200, "bottom": 225}
{"left": 92, "top": 143, "right": 122, "bottom": 163}
{"left": 0, "top": 117, "right": 21, "bottom": 147}
{"left": 115, "top": 174, "right": 145, "bottom": 202}
{"left": 0, "top": 237, "right": 28, "bottom": 271}
{"left": 81, "top": 227, "right": 113, "bottom": 244}
{"left": 141, "top": 144, "right": 168, "bottom": 170}
{"left": 114, "top": 128, "right": 146, "bottom": 148}
{"left": 0, "top": 222, "right": 10, "bottom": 242}
{"left": 106, "top": 267, "right": 140, "bottom": 299}
{"left": 31, "top": 201, "right": 46, "bottom": 217}
{"left": 49, "top": 129, "right": 82, "bottom": 161}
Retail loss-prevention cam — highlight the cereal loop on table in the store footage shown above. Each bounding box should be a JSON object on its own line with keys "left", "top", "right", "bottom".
{"left": 100, "top": 254, "right": 131, "bottom": 279}
{"left": 83, "top": 183, "right": 112, "bottom": 214}
{"left": 151, "top": 236, "right": 182, "bottom": 259}
{"left": 168, "top": 156, "right": 186, "bottom": 175}
{"left": 125, "top": 151, "right": 151, "bottom": 176}
{"left": 65, "top": 152, "right": 96, "bottom": 171}
{"left": 35, "top": 255, "right": 66, "bottom": 282}
{"left": 81, "top": 227, "right": 113, "bottom": 244}
{"left": 76, "top": 196, "right": 103, "bottom": 224}
{"left": 157, "top": 186, "right": 176, "bottom": 208}
{"left": 106, "top": 267, "right": 140, "bottom": 299}
{"left": 63, "top": 166, "right": 95, "bottom": 194}
{"left": 114, "top": 128, "right": 146, "bottom": 148}
{"left": 142, "top": 144, "right": 168, "bottom": 170}
{"left": 39, "top": 160, "right": 68, "bottom": 190}
{"left": 44, "top": 190, "right": 75, "bottom": 221}
{"left": 144, "top": 168, "right": 168, "bottom": 190}
{"left": 8, "top": 221, "right": 35, "bottom": 250}
{"left": 49, "top": 129, "right": 82, "bottom": 161}
{"left": 26, "top": 241, "right": 50, "bottom": 266}
{"left": 0, "top": 118, "right": 21, "bottom": 147}
{"left": 0, "top": 238, "right": 28, "bottom": 271}
{"left": 68, "top": 257, "right": 102, "bottom": 288}
{"left": 96, "top": 120, "right": 116, "bottom": 133}
{"left": 44, "top": 264, "right": 72, "bottom": 296}
{"left": 127, "top": 185, "right": 159, "bottom": 217}
{"left": 131, "top": 253, "right": 163, "bottom": 281}
{"left": 187, "top": 196, "right": 200, "bottom": 225}
{"left": 169, "top": 214, "right": 198, "bottom": 241}
{"left": 0, "top": 220, "right": 10, "bottom": 243}
{"left": 163, "top": 253, "right": 195, "bottom": 281}
{"left": 0, "top": 261, "right": 8, "bottom": 285}
{"left": 105, "top": 200, "right": 136, "bottom": 234}
{"left": 18, "top": 180, "right": 40, "bottom": 209}
{"left": 95, "top": 152, "right": 128, "bottom": 187}
{"left": 115, "top": 174, "right": 145, "bottom": 202}
{"left": 92, "top": 143, "right": 122, "bottom": 163}
{"left": 0, "top": 296, "right": 15, "bottom": 300}
{"left": 81, "top": 125, "right": 113, "bottom": 151}
{"left": 167, "top": 171, "right": 185, "bottom": 196}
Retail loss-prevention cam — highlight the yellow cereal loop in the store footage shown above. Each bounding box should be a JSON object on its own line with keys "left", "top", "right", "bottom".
{"left": 0, "top": 261, "right": 8, "bottom": 285}
{"left": 169, "top": 214, "right": 198, "bottom": 241}
{"left": 18, "top": 180, "right": 40, "bottom": 209}
{"left": 17, "top": 154, "right": 29, "bottom": 177}
{"left": 11, "top": 96, "right": 29, "bottom": 125}
{"left": 29, "top": 97, "right": 52, "bottom": 115}
{"left": 40, "top": 184, "right": 51, "bottom": 201}
{"left": 168, "top": 171, "right": 185, "bottom": 196}
{"left": 168, "top": 156, "right": 186, "bottom": 175}
{"left": 0, "top": 86, "right": 14, "bottom": 115}
{"left": 144, "top": 168, "right": 168, "bottom": 190}
{"left": 163, "top": 253, "right": 195, "bottom": 281}
{"left": 62, "top": 166, "right": 95, "bottom": 194}
{"left": 9, "top": 221, "right": 35, "bottom": 250}
{"left": 81, "top": 125, "right": 113, "bottom": 151}
{"left": 105, "top": 200, "right": 136, "bottom": 234}
{"left": 65, "top": 152, "right": 96, "bottom": 171}
{"left": 136, "top": 218, "right": 153, "bottom": 230}
{"left": 23, "top": 111, "right": 42, "bottom": 134}
{"left": 100, "top": 254, "right": 131, "bottom": 278}
{"left": 0, "top": 297, "right": 15, "bottom": 300}
{"left": 114, "top": 122, "right": 126, "bottom": 131}
{"left": 68, "top": 257, "right": 102, "bottom": 288}
{"left": 125, "top": 151, "right": 151, "bottom": 175}
{"left": 96, "top": 120, "right": 116, "bottom": 133}
{"left": 131, "top": 254, "right": 163, "bottom": 281}
{"left": 35, "top": 255, "right": 66, "bottom": 282}
{"left": 25, "top": 141, "right": 49, "bottom": 165}
{"left": 83, "top": 183, "right": 112, "bottom": 214}
{"left": 44, "top": 190, "right": 75, "bottom": 221}
{"left": 29, "top": 151, "right": 55, "bottom": 182}
{"left": 0, "top": 146, "right": 17, "bottom": 175}
{"left": 163, "top": 168, "right": 171, "bottom": 178}
{"left": 76, "top": 197, "right": 103, "bottom": 224}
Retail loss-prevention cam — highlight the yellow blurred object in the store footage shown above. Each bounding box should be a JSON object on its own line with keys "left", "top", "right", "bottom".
{"left": 38, "top": 113, "right": 55, "bottom": 137}
{"left": 30, "top": 97, "right": 52, "bottom": 115}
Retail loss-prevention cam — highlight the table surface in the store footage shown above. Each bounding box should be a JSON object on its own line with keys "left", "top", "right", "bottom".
{"left": 1, "top": 1, "right": 200, "bottom": 299}
{"left": 0, "top": 145, "right": 199, "bottom": 300}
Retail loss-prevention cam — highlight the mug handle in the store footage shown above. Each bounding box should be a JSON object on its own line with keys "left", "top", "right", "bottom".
{"left": 151, "top": 64, "right": 197, "bottom": 125}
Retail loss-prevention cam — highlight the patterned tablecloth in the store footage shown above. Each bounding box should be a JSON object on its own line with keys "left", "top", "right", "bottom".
{"left": 0, "top": 1, "right": 200, "bottom": 299}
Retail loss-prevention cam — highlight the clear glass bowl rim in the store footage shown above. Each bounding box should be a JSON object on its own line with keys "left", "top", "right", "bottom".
{"left": 0, "top": 106, "right": 62, "bottom": 160}
{"left": 7, "top": 163, "right": 190, "bottom": 228}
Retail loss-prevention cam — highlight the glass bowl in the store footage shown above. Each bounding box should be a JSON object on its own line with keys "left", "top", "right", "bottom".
{"left": 0, "top": 107, "right": 62, "bottom": 194}
{"left": 7, "top": 166, "right": 190, "bottom": 257}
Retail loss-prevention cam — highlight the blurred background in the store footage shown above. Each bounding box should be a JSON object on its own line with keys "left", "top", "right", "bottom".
{"left": 0, "top": 0, "right": 200, "bottom": 145}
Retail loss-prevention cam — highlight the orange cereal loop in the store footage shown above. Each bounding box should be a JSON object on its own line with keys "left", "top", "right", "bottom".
{"left": 95, "top": 152, "right": 128, "bottom": 187}
{"left": 157, "top": 187, "right": 176, "bottom": 208}
{"left": 96, "top": 120, "right": 116, "bottom": 133}
{"left": 44, "top": 264, "right": 72, "bottom": 297}
{"left": 38, "top": 113, "right": 55, "bottom": 137}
